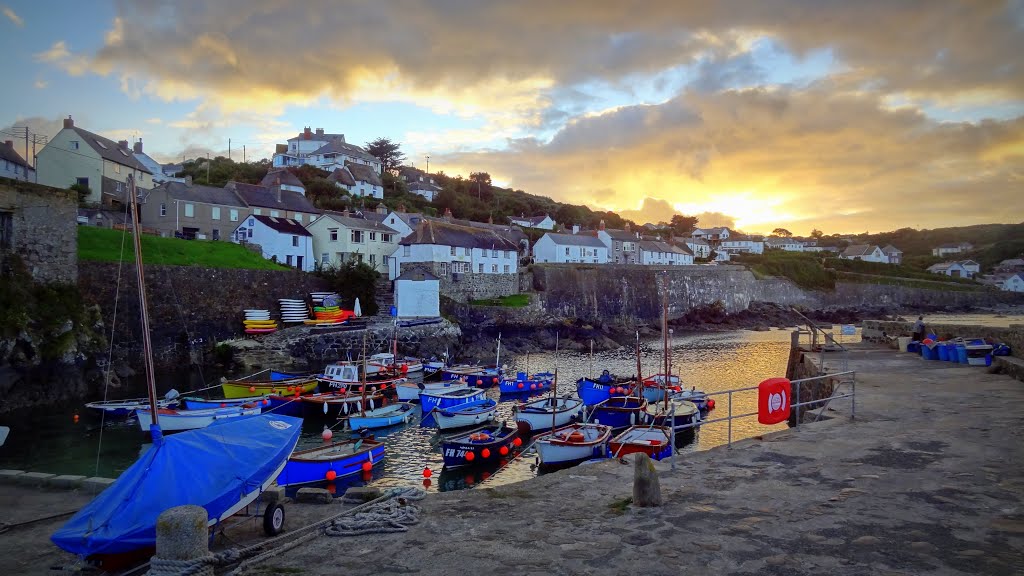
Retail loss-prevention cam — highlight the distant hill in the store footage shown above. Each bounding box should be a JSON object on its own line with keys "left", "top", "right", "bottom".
{"left": 851, "top": 223, "right": 1024, "bottom": 272}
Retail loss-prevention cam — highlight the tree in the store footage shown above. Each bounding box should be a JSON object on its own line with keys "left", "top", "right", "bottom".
{"left": 670, "top": 214, "right": 699, "bottom": 236}
{"left": 365, "top": 138, "right": 405, "bottom": 172}
{"left": 315, "top": 260, "right": 380, "bottom": 316}
{"left": 772, "top": 228, "right": 793, "bottom": 237}
{"left": 810, "top": 228, "right": 824, "bottom": 241}
{"left": 469, "top": 172, "right": 492, "bottom": 200}
{"left": 69, "top": 182, "right": 91, "bottom": 203}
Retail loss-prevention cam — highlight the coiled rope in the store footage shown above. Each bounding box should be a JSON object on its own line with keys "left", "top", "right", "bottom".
{"left": 324, "top": 487, "right": 425, "bottom": 537}
{"left": 147, "top": 549, "right": 241, "bottom": 576}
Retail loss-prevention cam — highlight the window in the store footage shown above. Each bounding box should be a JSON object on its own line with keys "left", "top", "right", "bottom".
{"left": 294, "top": 214, "right": 302, "bottom": 223}
{"left": 439, "top": 262, "right": 448, "bottom": 276}
{"left": 369, "top": 254, "right": 376, "bottom": 265}
{"left": 565, "top": 247, "right": 570, "bottom": 256}
{"left": 76, "top": 177, "right": 88, "bottom": 188}
{"left": 478, "top": 263, "right": 484, "bottom": 273}
{"left": 403, "top": 245, "right": 410, "bottom": 257}
{"left": 211, "top": 207, "right": 221, "bottom": 220}
{"left": 292, "top": 235, "right": 299, "bottom": 247}
{"left": 491, "top": 264, "right": 497, "bottom": 273}
{"left": 212, "top": 229, "right": 220, "bottom": 241}
{"left": 321, "top": 253, "right": 329, "bottom": 264}
{"left": 248, "top": 217, "right": 255, "bottom": 227}
{"left": 114, "top": 164, "right": 121, "bottom": 174}
{"left": 504, "top": 265, "right": 510, "bottom": 273}
{"left": 270, "top": 210, "right": 280, "bottom": 218}
{"left": 383, "top": 255, "right": 389, "bottom": 266}
{"left": 286, "top": 255, "right": 293, "bottom": 266}
{"left": 351, "top": 230, "right": 363, "bottom": 243}
{"left": 450, "top": 246, "right": 456, "bottom": 256}
{"left": 160, "top": 203, "right": 166, "bottom": 217}
{"left": 0, "top": 212, "right": 11, "bottom": 249}
{"left": 254, "top": 208, "right": 262, "bottom": 215}
{"left": 369, "top": 232, "right": 376, "bottom": 241}
{"left": 329, "top": 229, "right": 338, "bottom": 242}
{"left": 382, "top": 234, "right": 392, "bottom": 243}
{"left": 453, "top": 261, "right": 468, "bottom": 273}
{"left": 247, "top": 228, "right": 252, "bottom": 239}
{"left": 184, "top": 203, "right": 194, "bottom": 217}
{"left": 230, "top": 209, "right": 239, "bottom": 222}
{"left": 70, "top": 141, "right": 79, "bottom": 150}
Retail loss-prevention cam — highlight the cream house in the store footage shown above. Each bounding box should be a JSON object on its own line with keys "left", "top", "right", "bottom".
{"left": 306, "top": 211, "right": 400, "bottom": 273}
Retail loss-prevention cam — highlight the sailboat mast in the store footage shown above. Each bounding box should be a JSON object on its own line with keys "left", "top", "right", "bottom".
{"left": 551, "top": 332, "right": 559, "bottom": 432}
{"left": 635, "top": 330, "right": 642, "bottom": 399}
{"left": 128, "top": 175, "right": 159, "bottom": 430}
{"left": 360, "top": 333, "right": 368, "bottom": 416}
{"left": 495, "top": 332, "right": 501, "bottom": 370}
{"left": 663, "top": 286, "right": 669, "bottom": 412}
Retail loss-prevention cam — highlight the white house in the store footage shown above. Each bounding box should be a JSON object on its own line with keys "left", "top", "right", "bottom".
{"left": 927, "top": 261, "right": 970, "bottom": 278}
{"left": 533, "top": 233, "right": 609, "bottom": 264}
{"left": 958, "top": 260, "right": 980, "bottom": 275}
{"left": 509, "top": 214, "right": 555, "bottom": 230}
{"left": 399, "top": 166, "right": 443, "bottom": 201}
{"left": 713, "top": 250, "right": 731, "bottom": 262}
{"left": 881, "top": 245, "right": 903, "bottom": 265}
{"left": 271, "top": 127, "right": 382, "bottom": 173}
{"left": 306, "top": 211, "right": 400, "bottom": 274}
{"left": 718, "top": 238, "right": 764, "bottom": 255}
{"left": 260, "top": 170, "right": 306, "bottom": 196}
{"left": 840, "top": 244, "right": 887, "bottom": 263}
{"left": 638, "top": 241, "right": 694, "bottom": 265}
{"left": 381, "top": 209, "right": 425, "bottom": 238}
{"left": 683, "top": 237, "right": 712, "bottom": 258}
{"left": 1002, "top": 273, "right": 1024, "bottom": 292}
{"left": 232, "top": 215, "right": 314, "bottom": 271}
{"left": 388, "top": 219, "right": 519, "bottom": 280}
{"left": 692, "top": 227, "right": 731, "bottom": 242}
{"left": 932, "top": 242, "right": 972, "bottom": 257}
{"left": 765, "top": 237, "right": 804, "bottom": 252}
{"left": 1, "top": 139, "right": 34, "bottom": 181}
{"left": 394, "top": 270, "right": 440, "bottom": 318}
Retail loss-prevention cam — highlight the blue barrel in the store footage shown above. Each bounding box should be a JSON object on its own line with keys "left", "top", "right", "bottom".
{"left": 956, "top": 345, "right": 967, "bottom": 364}
{"left": 908, "top": 342, "right": 920, "bottom": 354}
{"left": 945, "top": 343, "right": 958, "bottom": 362}
{"left": 922, "top": 345, "right": 937, "bottom": 361}
{"left": 937, "top": 344, "right": 949, "bottom": 361}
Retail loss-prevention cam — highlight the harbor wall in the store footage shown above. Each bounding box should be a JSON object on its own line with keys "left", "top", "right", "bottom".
{"left": 398, "top": 262, "right": 518, "bottom": 302}
{"left": 862, "top": 319, "right": 1024, "bottom": 360}
{"left": 0, "top": 177, "right": 78, "bottom": 284}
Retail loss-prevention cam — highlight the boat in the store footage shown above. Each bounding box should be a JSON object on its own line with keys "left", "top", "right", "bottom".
{"left": 421, "top": 359, "right": 446, "bottom": 380}
{"left": 670, "top": 387, "right": 715, "bottom": 413}
{"left": 440, "top": 423, "right": 520, "bottom": 468}
{"left": 419, "top": 387, "right": 486, "bottom": 415}
{"left": 347, "top": 402, "right": 416, "bottom": 430}
{"left": 299, "top": 391, "right": 385, "bottom": 417}
{"left": 513, "top": 396, "right": 584, "bottom": 434}
{"left": 575, "top": 370, "right": 631, "bottom": 406}
{"left": 534, "top": 423, "right": 613, "bottom": 467}
{"left": 52, "top": 175, "right": 302, "bottom": 567}
{"left": 639, "top": 373, "right": 681, "bottom": 403}
{"left": 316, "top": 361, "right": 407, "bottom": 392}
{"left": 499, "top": 371, "right": 554, "bottom": 394}
{"left": 442, "top": 364, "right": 487, "bottom": 385}
{"left": 136, "top": 404, "right": 262, "bottom": 432}
{"left": 222, "top": 369, "right": 318, "bottom": 398}
{"left": 181, "top": 395, "right": 269, "bottom": 410}
{"left": 432, "top": 399, "right": 498, "bottom": 430}
{"left": 275, "top": 437, "right": 385, "bottom": 487}
{"left": 0, "top": 426, "right": 8, "bottom": 447}
{"left": 84, "top": 393, "right": 180, "bottom": 419}
{"left": 364, "top": 352, "right": 424, "bottom": 376}
{"left": 395, "top": 379, "right": 469, "bottom": 402}
{"left": 646, "top": 398, "right": 701, "bottom": 434}
{"left": 608, "top": 425, "right": 673, "bottom": 460}
{"left": 589, "top": 396, "right": 650, "bottom": 431}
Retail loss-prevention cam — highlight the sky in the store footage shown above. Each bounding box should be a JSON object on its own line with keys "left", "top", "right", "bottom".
{"left": 1, "top": 0, "right": 1022, "bottom": 235}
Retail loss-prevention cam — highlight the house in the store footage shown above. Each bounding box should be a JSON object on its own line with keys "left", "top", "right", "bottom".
{"left": 597, "top": 221, "right": 641, "bottom": 264}
{"left": 932, "top": 242, "right": 973, "bottom": 257}
{"left": 692, "top": 227, "right": 731, "bottom": 242}
{"left": 306, "top": 211, "right": 400, "bottom": 273}
{"left": 407, "top": 180, "right": 440, "bottom": 201}
{"left": 958, "top": 260, "right": 980, "bottom": 275}
{"left": 226, "top": 180, "right": 319, "bottom": 224}
{"left": 398, "top": 167, "right": 442, "bottom": 201}
{"left": 638, "top": 240, "right": 694, "bottom": 265}
{"left": 77, "top": 207, "right": 130, "bottom": 229}
{"left": 718, "top": 238, "right": 764, "bottom": 255}
{"left": 441, "top": 213, "right": 529, "bottom": 256}
{"left": 927, "top": 261, "right": 970, "bottom": 278}
{"left": 141, "top": 179, "right": 248, "bottom": 240}
{"left": 382, "top": 209, "right": 425, "bottom": 238}
{"left": 840, "top": 244, "right": 887, "bottom": 263}
{"left": 995, "top": 258, "right": 1024, "bottom": 272}
{"left": 344, "top": 162, "right": 384, "bottom": 199}
{"left": 679, "top": 237, "right": 712, "bottom": 259}
{"left": 533, "top": 232, "right": 609, "bottom": 264}
{"left": 394, "top": 270, "right": 440, "bottom": 318}
{"left": 509, "top": 214, "right": 555, "bottom": 230}
{"left": 232, "top": 214, "right": 313, "bottom": 271}
{"left": 260, "top": 170, "right": 306, "bottom": 196}
{"left": 130, "top": 139, "right": 181, "bottom": 184}
{"left": 35, "top": 116, "right": 153, "bottom": 204}
{"left": 1, "top": 140, "right": 35, "bottom": 181}
{"left": 713, "top": 250, "right": 731, "bottom": 262}
{"left": 388, "top": 218, "right": 520, "bottom": 281}
{"left": 271, "top": 127, "right": 383, "bottom": 173}
{"left": 765, "top": 237, "right": 804, "bottom": 252}
{"left": 881, "top": 245, "right": 903, "bottom": 265}
{"left": 1002, "top": 273, "right": 1024, "bottom": 292}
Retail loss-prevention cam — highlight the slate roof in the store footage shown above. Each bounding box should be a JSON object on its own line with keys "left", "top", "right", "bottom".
{"left": 328, "top": 167, "right": 356, "bottom": 187}
{"left": 0, "top": 141, "right": 31, "bottom": 168}
{"left": 396, "top": 269, "right": 440, "bottom": 282}
{"left": 602, "top": 229, "right": 640, "bottom": 242}
{"left": 998, "top": 258, "right": 1024, "bottom": 268}
{"left": 881, "top": 244, "right": 902, "bottom": 255}
{"left": 638, "top": 240, "right": 692, "bottom": 255}
{"left": 227, "top": 181, "right": 317, "bottom": 213}
{"left": 344, "top": 161, "right": 383, "bottom": 186}
{"left": 510, "top": 215, "right": 550, "bottom": 226}
{"left": 153, "top": 181, "right": 248, "bottom": 207}
{"left": 314, "top": 212, "right": 399, "bottom": 233}
{"left": 841, "top": 244, "right": 879, "bottom": 257}
{"left": 685, "top": 237, "right": 710, "bottom": 246}
{"left": 261, "top": 169, "right": 305, "bottom": 190}
{"left": 289, "top": 131, "right": 345, "bottom": 142}
{"left": 251, "top": 215, "right": 311, "bottom": 236}
{"left": 407, "top": 180, "right": 441, "bottom": 192}
{"left": 928, "top": 261, "right": 965, "bottom": 272}
{"left": 400, "top": 219, "right": 519, "bottom": 251}
{"left": 69, "top": 126, "right": 151, "bottom": 173}
{"left": 542, "top": 232, "right": 606, "bottom": 248}
{"left": 434, "top": 216, "right": 529, "bottom": 246}
{"left": 311, "top": 140, "right": 378, "bottom": 163}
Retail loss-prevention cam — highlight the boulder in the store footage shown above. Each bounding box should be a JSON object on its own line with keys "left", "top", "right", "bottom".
{"left": 632, "top": 453, "right": 662, "bottom": 507}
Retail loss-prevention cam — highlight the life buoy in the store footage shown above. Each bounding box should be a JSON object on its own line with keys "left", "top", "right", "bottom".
{"left": 567, "top": 431, "right": 585, "bottom": 443}
{"left": 469, "top": 432, "right": 491, "bottom": 442}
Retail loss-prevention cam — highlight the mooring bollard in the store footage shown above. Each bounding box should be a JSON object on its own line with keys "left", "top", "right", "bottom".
{"left": 632, "top": 452, "right": 662, "bottom": 507}
{"left": 148, "top": 505, "right": 213, "bottom": 576}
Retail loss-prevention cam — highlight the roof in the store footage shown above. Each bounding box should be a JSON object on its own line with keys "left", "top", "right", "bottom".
{"left": 68, "top": 126, "right": 152, "bottom": 173}
{"left": 639, "top": 240, "right": 691, "bottom": 255}
{"left": 695, "top": 227, "right": 729, "bottom": 234}
{"left": 841, "top": 244, "right": 879, "bottom": 257}
{"left": 396, "top": 269, "right": 439, "bottom": 282}
{"left": 957, "top": 259, "right": 979, "bottom": 266}
{"left": 765, "top": 236, "right": 799, "bottom": 246}
{"left": 432, "top": 216, "right": 529, "bottom": 245}
{"left": 0, "top": 141, "right": 31, "bottom": 169}
{"left": 400, "top": 219, "right": 519, "bottom": 250}
{"left": 407, "top": 180, "right": 441, "bottom": 192}
{"left": 313, "top": 212, "right": 399, "bottom": 233}
{"left": 344, "top": 162, "right": 383, "bottom": 186}
{"left": 288, "top": 131, "right": 345, "bottom": 142}
{"left": 602, "top": 229, "right": 639, "bottom": 241}
{"left": 260, "top": 170, "right": 305, "bottom": 190}
{"left": 541, "top": 232, "right": 606, "bottom": 248}
{"left": 162, "top": 163, "right": 184, "bottom": 176}
{"left": 227, "top": 181, "right": 317, "bottom": 213}
{"left": 327, "top": 167, "right": 356, "bottom": 187}
{"left": 685, "top": 237, "right": 710, "bottom": 246}
{"left": 509, "top": 214, "right": 550, "bottom": 226}
{"left": 937, "top": 243, "right": 965, "bottom": 249}
{"left": 249, "top": 215, "right": 311, "bottom": 236}
{"left": 153, "top": 181, "right": 248, "bottom": 207}
{"left": 881, "top": 244, "right": 902, "bottom": 254}
{"left": 310, "top": 140, "right": 378, "bottom": 163}
{"left": 998, "top": 258, "right": 1024, "bottom": 267}
{"left": 928, "top": 262, "right": 964, "bottom": 272}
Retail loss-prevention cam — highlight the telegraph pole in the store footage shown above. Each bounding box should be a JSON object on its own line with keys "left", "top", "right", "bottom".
{"left": 228, "top": 138, "right": 231, "bottom": 160}
{"left": 425, "top": 154, "right": 430, "bottom": 174}
{"left": 243, "top": 145, "right": 246, "bottom": 163}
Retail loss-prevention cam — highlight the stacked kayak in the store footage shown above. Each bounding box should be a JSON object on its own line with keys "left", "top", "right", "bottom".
{"left": 279, "top": 299, "right": 308, "bottom": 323}
{"left": 243, "top": 309, "right": 277, "bottom": 334}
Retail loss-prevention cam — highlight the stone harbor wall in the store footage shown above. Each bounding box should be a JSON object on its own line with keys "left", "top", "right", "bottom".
{"left": 0, "top": 178, "right": 78, "bottom": 284}
{"left": 402, "top": 262, "right": 517, "bottom": 302}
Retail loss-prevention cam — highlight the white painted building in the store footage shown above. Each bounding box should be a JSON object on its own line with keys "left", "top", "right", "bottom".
{"left": 927, "top": 261, "right": 970, "bottom": 278}
{"left": 638, "top": 241, "right": 694, "bottom": 265}
{"left": 260, "top": 170, "right": 306, "bottom": 196}
{"left": 1002, "top": 273, "right": 1024, "bottom": 292}
{"left": 692, "top": 227, "right": 731, "bottom": 242}
{"left": 718, "top": 238, "right": 764, "bottom": 255}
{"left": 381, "top": 210, "right": 425, "bottom": 238}
{"left": 0, "top": 140, "right": 34, "bottom": 181}
{"left": 232, "top": 214, "right": 314, "bottom": 271}
{"left": 509, "top": 214, "right": 556, "bottom": 230}
{"left": 840, "top": 244, "right": 887, "bottom": 263}
{"left": 765, "top": 237, "right": 804, "bottom": 252}
{"left": 958, "top": 260, "right": 980, "bottom": 275}
{"left": 388, "top": 219, "right": 519, "bottom": 280}
{"left": 684, "top": 237, "right": 712, "bottom": 258}
{"left": 932, "top": 242, "right": 972, "bottom": 257}
{"left": 533, "top": 233, "right": 609, "bottom": 264}
{"left": 881, "top": 244, "right": 903, "bottom": 265}
{"left": 271, "top": 127, "right": 382, "bottom": 173}
{"left": 306, "top": 211, "right": 400, "bottom": 274}
{"left": 395, "top": 270, "right": 441, "bottom": 317}
{"left": 597, "top": 224, "right": 641, "bottom": 264}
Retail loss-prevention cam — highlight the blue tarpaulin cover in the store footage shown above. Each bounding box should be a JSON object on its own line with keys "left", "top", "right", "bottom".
{"left": 52, "top": 414, "right": 301, "bottom": 557}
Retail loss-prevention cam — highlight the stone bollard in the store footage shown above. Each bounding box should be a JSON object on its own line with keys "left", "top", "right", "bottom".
{"left": 632, "top": 453, "right": 662, "bottom": 507}
{"left": 148, "top": 505, "right": 213, "bottom": 576}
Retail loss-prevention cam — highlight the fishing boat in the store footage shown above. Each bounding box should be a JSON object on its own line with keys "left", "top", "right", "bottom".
{"left": 533, "top": 423, "right": 613, "bottom": 467}
{"left": 499, "top": 371, "right": 554, "bottom": 394}
{"left": 421, "top": 359, "right": 445, "bottom": 380}
{"left": 347, "top": 402, "right": 416, "bottom": 430}
{"left": 432, "top": 399, "right": 498, "bottom": 430}
{"left": 440, "top": 423, "right": 520, "bottom": 468}
{"left": 84, "top": 393, "right": 180, "bottom": 419}
{"left": 609, "top": 425, "right": 673, "bottom": 460}
{"left": 575, "top": 370, "right": 631, "bottom": 406}
{"left": 670, "top": 387, "right": 715, "bottom": 413}
{"left": 646, "top": 398, "right": 701, "bottom": 434}
{"left": 181, "top": 395, "right": 269, "bottom": 410}
{"left": 441, "top": 364, "right": 492, "bottom": 387}
{"left": 276, "top": 437, "right": 385, "bottom": 487}
{"left": 300, "top": 391, "right": 385, "bottom": 417}
{"left": 639, "top": 373, "right": 682, "bottom": 403}
{"left": 589, "top": 396, "right": 649, "bottom": 431}
{"left": 52, "top": 175, "right": 302, "bottom": 568}
{"left": 136, "top": 404, "right": 262, "bottom": 432}
{"left": 395, "top": 379, "right": 469, "bottom": 402}
{"left": 513, "top": 396, "right": 584, "bottom": 434}
{"left": 316, "top": 361, "right": 407, "bottom": 393}
{"left": 364, "top": 352, "right": 424, "bottom": 376}
{"left": 222, "top": 369, "right": 318, "bottom": 398}
{"left": 419, "top": 387, "right": 486, "bottom": 415}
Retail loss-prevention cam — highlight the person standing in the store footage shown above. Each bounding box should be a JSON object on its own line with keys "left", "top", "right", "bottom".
{"left": 912, "top": 316, "right": 926, "bottom": 341}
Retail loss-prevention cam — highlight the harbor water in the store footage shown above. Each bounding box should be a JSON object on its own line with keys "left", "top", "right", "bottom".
{"left": 0, "top": 326, "right": 862, "bottom": 493}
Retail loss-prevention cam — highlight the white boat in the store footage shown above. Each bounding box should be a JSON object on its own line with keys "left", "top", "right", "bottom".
{"left": 432, "top": 399, "right": 498, "bottom": 430}
{"left": 365, "top": 352, "right": 424, "bottom": 376}
{"left": 347, "top": 402, "right": 416, "bottom": 430}
{"left": 395, "top": 380, "right": 468, "bottom": 402}
{"left": 534, "top": 423, "right": 612, "bottom": 466}
{"left": 136, "top": 405, "right": 261, "bottom": 432}
{"left": 0, "top": 426, "right": 8, "bottom": 447}
{"left": 513, "top": 396, "right": 584, "bottom": 433}
{"left": 609, "top": 425, "right": 673, "bottom": 459}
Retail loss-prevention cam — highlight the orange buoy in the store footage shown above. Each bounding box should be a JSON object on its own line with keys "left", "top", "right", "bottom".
{"left": 249, "top": 386, "right": 256, "bottom": 393}
{"left": 361, "top": 461, "right": 372, "bottom": 472}
{"left": 499, "top": 446, "right": 509, "bottom": 456}
{"left": 422, "top": 478, "right": 432, "bottom": 489}
{"left": 513, "top": 437, "right": 522, "bottom": 447}
{"left": 517, "top": 383, "right": 524, "bottom": 389}
{"left": 423, "top": 467, "right": 433, "bottom": 478}
{"left": 73, "top": 414, "right": 80, "bottom": 423}
{"left": 220, "top": 403, "right": 226, "bottom": 408}
{"left": 322, "top": 428, "right": 333, "bottom": 442}
{"left": 465, "top": 451, "right": 476, "bottom": 462}
{"left": 325, "top": 470, "right": 337, "bottom": 481}
{"left": 492, "top": 377, "right": 498, "bottom": 384}
{"left": 481, "top": 448, "right": 491, "bottom": 459}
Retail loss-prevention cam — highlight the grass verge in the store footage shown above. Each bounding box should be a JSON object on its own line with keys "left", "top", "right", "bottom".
{"left": 78, "top": 226, "right": 288, "bottom": 270}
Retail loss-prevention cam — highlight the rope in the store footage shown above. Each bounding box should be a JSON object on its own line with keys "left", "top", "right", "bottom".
{"left": 147, "top": 550, "right": 241, "bottom": 576}
{"left": 95, "top": 202, "right": 130, "bottom": 477}
{"left": 324, "top": 487, "right": 425, "bottom": 537}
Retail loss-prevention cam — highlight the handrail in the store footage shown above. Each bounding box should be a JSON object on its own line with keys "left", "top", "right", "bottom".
{"left": 789, "top": 306, "right": 849, "bottom": 353}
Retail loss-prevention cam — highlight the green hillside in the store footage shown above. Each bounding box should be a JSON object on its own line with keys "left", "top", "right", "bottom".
{"left": 78, "top": 226, "right": 288, "bottom": 270}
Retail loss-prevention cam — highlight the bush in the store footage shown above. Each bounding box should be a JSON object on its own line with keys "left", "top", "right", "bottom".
{"left": 315, "top": 260, "right": 380, "bottom": 315}
{"left": 733, "top": 252, "right": 836, "bottom": 290}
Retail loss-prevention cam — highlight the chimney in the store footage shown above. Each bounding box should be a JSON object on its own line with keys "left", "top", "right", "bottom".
{"left": 376, "top": 202, "right": 387, "bottom": 214}
{"left": 63, "top": 115, "right": 74, "bottom": 129}
{"left": 488, "top": 214, "right": 493, "bottom": 224}
{"left": 396, "top": 203, "right": 406, "bottom": 213}
{"left": 133, "top": 139, "right": 143, "bottom": 154}
{"left": 342, "top": 208, "right": 350, "bottom": 217}
{"left": 624, "top": 222, "right": 631, "bottom": 232}
{"left": 599, "top": 219, "right": 606, "bottom": 231}
{"left": 185, "top": 175, "right": 193, "bottom": 186}
{"left": 303, "top": 126, "right": 312, "bottom": 139}
{"left": 315, "top": 128, "right": 324, "bottom": 136}
{"left": 272, "top": 176, "right": 282, "bottom": 203}
{"left": 572, "top": 224, "right": 580, "bottom": 234}
{"left": 443, "top": 207, "right": 453, "bottom": 220}
{"left": 118, "top": 140, "right": 129, "bottom": 150}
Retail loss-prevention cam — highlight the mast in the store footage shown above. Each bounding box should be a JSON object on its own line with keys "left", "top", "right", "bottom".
{"left": 128, "top": 175, "right": 160, "bottom": 439}
{"left": 360, "top": 332, "right": 368, "bottom": 416}
{"left": 589, "top": 339, "right": 594, "bottom": 380}
{"left": 495, "top": 332, "right": 502, "bottom": 370}
{"left": 551, "top": 332, "right": 559, "bottom": 432}
{"left": 635, "top": 330, "right": 642, "bottom": 400}
{"left": 663, "top": 285, "right": 670, "bottom": 412}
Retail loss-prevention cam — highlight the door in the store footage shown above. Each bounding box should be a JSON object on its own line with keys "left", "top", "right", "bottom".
{"left": 296, "top": 255, "right": 304, "bottom": 270}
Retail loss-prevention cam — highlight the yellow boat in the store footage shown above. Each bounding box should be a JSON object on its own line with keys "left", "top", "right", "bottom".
{"left": 221, "top": 369, "right": 318, "bottom": 398}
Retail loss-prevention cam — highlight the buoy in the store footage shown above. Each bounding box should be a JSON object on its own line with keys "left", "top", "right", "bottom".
{"left": 361, "top": 461, "right": 372, "bottom": 472}
{"left": 73, "top": 413, "right": 79, "bottom": 423}
{"left": 401, "top": 364, "right": 409, "bottom": 374}
{"left": 529, "top": 384, "right": 536, "bottom": 390}
{"left": 707, "top": 399, "right": 716, "bottom": 410}
{"left": 324, "top": 402, "right": 331, "bottom": 414}
{"left": 288, "top": 386, "right": 294, "bottom": 392}
{"left": 512, "top": 437, "right": 522, "bottom": 447}
{"left": 465, "top": 451, "right": 476, "bottom": 462}
{"left": 482, "top": 471, "right": 491, "bottom": 481}
{"left": 423, "top": 467, "right": 433, "bottom": 478}
{"left": 262, "top": 399, "right": 269, "bottom": 406}
{"left": 517, "top": 383, "right": 524, "bottom": 389}
{"left": 322, "top": 427, "right": 333, "bottom": 442}
{"left": 499, "top": 446, "right": 509, "bottom": 456}
{"left": 325, "top": 470, "right": 337, "bottom": 481}
{"left": 481, "top": 448, "right": 491, "bottom": 458}
{"left": 492, "top": 377, "right": 498, "bottom": 384}
{"left": 464, "top": 474, "right": 475, "bottom": 486}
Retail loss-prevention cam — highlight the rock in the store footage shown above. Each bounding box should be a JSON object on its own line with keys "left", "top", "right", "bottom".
{"left": 956, "top": 549, "right": 985, "bottom": 557}
{"left": 343, "top": 486, "right": 383, "bottom": 502}
{"left": 114, "top": 364, "right": 136, "bottom": 378}
{"left": 296, "top": 487, "right": 333, "bottom": 504}
{"left": 765, "top": 555, "right": 787, "bottom": 566}
{"left": 697, "top": 542, "right": 721, "bottom": 551}
{"left": 804, "top": 534, "right": 826, "bottom": 543}
{"left": 153, "top": 505, "right": 210, "bottom": 568}
{"left": 910, "top": 541, "right": 934, "bottom": 552}
{"left": 632, "top": 453, "right": 662, "bottom": 507}
{"left": 852, "top": 536, "right": 880, "bottom": 546}
{"left": 263, "top": 485, "right": 286, "bottom": 504}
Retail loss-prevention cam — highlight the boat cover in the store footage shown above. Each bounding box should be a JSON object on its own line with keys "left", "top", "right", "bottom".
{"left": 52, "top": 414, "right": 302, "bottom": 557}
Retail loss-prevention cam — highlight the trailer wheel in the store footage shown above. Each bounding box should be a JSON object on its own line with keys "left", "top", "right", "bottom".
{"left": 263, "top": 503, "right": 285, "bottom": 536}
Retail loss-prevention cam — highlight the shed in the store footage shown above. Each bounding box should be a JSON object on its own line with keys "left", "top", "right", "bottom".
{"left": 395, "top": 270, "right": 440, "bottom": 318}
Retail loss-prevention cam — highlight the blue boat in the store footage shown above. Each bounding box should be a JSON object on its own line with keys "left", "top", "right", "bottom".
{"left": 500, "top": 371, "right": 554, "bottom": 394}
{"left": 276, "top": 437, "right": 385, "bottom": 487}
{"left": 264, "top": 393, "right": 307, "bottom": 417}
{"left": 589, "top": 396, "right": 650, "bottom": 431}
{"left": 181, "top": 395, "right": 269, "bottom": 410}
{"left": 419, "top": 387, "right": 486, "bottom": 415}
{"left": 347, "top": 402, "right": 416, "bottom": 430}
{"left": 52, "top": 414, "right": 302, "bottom": 562}
{"left": 576, "top": 372, "right": 631, "bottom": 406}
{"left": 442, "top": 365, "right": 502, "bottom": 387}
{"left": 433, "top": 399, "right": 498, "bottom": 430}
{"left": 84, "top": 393, "right": 180, "bottom": 419}
{"left": 440, "top": 423, "right": 520, "bottom": 468}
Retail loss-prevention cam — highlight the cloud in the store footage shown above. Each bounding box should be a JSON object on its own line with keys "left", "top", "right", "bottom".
{"left": 34, "top": 41, "right": 91, "bottom": 76}
{"left": 33, "top": 79, "right": 47, "bottom": 89}
{"left": 618, "top": 198, "right": 678, "bottom": 224}
{"left": 2, "top": 5, "right": 23, "bottom": 27}
{"left": 145, "top": 117, "right": 162, "bottom": 124}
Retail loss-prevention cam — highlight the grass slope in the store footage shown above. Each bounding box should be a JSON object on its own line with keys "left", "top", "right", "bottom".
{"left": 78, "top": 226, "right": 288, "bottom": 270}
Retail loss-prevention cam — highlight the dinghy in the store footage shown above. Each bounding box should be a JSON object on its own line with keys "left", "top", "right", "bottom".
{"left": 419, "top": 387, "right": 486, "bottom": 415}
{"left": 575, "top": 370, "right": 630, "bottom": 406}
{"left": 395, "top": 379, "right": 468, "bottom": 402}
{"left": 300, "top": 391, "right": 384, "bottom": 417}
{"left": 316, "top": 361, "right": 406, "bottom": 392}
{"left": 222, "top": 369, "right": 318, "bottom": 398}
{"left": 84, "top": 395, "right": 180, "bottom": 419}
{"left": 181, "top": 395, "right": 268, "bottom": 410}
{"left": 670, "top": 387, "right": 715, "bottom": 413}
{"left": 364, "top": 352, "right": 424, "bottom": 376}
{"left": 609, "top": 425, "right": 673, "bottom": 460}
{"left": 346, "top": 402, "right": 416, "bottom": 430}
{"left": 513, "top": 396, "right": 584, "bottom": 434}
{"left": 440, "top": 423, "right": 520, "bottom": 468}
{"left": 276, "top": 437, "right": 385, "bottom": 487}
{"left": 534, "top": 423, "right": 613, "bottom": 466}
{"left": 645, "top": 398, "right": 701, "bottom": 434}
{"left": 432, "top": 399, "right": 498, "bottom": 430}
{"left": 589, "top": 396, "right": 649, "bottom": 431}
{"left": 639, "top": 373, "right": 681, "bottom": 403}
{"left": 136, "top": 404, "right": 262, "bottom": 432}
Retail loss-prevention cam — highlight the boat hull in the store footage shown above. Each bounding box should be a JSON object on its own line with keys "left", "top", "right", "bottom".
{"left": 181, "top": 396, "right": 268, "bottom": 410}
{"left": 499, "top": 372, "right": 554, "bottom": 394}
{"left": 440, "top": 424, "right": 519, "bottom": 468}
{"left": 589, "top": 397, "right": 650, "bottom": 431}
{"left": 276, "top": 440, "right": 385, "bottom": 487}
{"left": 347, "top": 403, "right": 416, "bottom": 430}
{"left": 609, "top": 425, "right": 673, "bottom": 460}
{"left": 442, "top": 366, "right": 500, "bottom": 387}
{"left": 576, "top": 378, "right": 627, "bottom": 406}
{"left": 136, "top": 406, "right": 260, "bottom": 432}
{"left": 419, "top": 388, "right": 486, "bottom": 415}
{"left": 433, "top": 399, "right": 498, "bottom": 430}
{"left": 514, "top": 397, "right": 585, "bottom": 434}
{"left": 222, "top": 375, "right": 318, "bottom": 399}
{"left": 300, "top": 393, "right": 385, "bottom": 418}
{"left": 395, "top": 380, "right": 467, "bottom": 402}
{"left": 85, "top": 398, "right": 179, "bottom": 419}
{"left": 534, "top": 423, "right": 613, "bottom": 466}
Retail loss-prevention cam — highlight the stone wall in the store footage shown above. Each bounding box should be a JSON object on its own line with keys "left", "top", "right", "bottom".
{"left": 403, "top": 262, "right": 517, "bottom": 302}
{"left": 862, "top": 319, "right": 1024, "bottom": 359}
{"left": 0, "top": 178, "right": 78, "bottom": 284}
